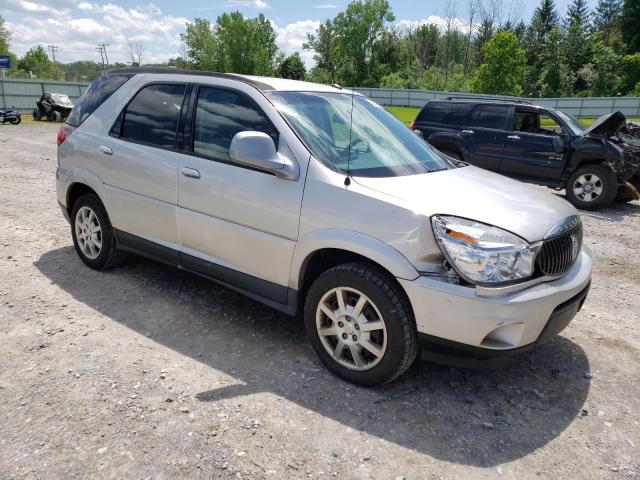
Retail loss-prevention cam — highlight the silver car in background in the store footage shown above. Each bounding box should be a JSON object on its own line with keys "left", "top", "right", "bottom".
{"left": 56, "top": 69, "right": 592, "bottom": 386}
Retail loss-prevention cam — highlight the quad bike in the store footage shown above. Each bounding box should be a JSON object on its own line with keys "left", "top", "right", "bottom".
{"left": 0, "top": 106, "right": 21, "bottom": 125}
{"left": 33, "top": 92, "right": 74, "bottom": 122}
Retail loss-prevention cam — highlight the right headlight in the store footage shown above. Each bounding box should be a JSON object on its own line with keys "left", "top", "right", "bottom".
{"left": 431, "top": 215, "right": 540, "bottom": 285}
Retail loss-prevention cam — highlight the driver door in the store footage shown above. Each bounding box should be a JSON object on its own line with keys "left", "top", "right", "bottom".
{"left": 176, "top": 85, "right": 305, "bottom": 301}
{"left": 499, "top": 109, "right": 567, "bottom": 181}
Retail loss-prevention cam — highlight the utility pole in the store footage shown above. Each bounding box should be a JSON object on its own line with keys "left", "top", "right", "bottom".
{"left": 47, "top": 45, "right": 59, "bottom": 63}
{"left": 97, "top": 45, "right": 105, "bottom": 73}
{"left": 97, "top": 43, "right": 110, "bottom": 68}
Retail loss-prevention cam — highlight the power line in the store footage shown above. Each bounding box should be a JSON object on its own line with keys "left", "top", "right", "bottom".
{"left": 47, "top": 45, "right": 59, "bottom": 63}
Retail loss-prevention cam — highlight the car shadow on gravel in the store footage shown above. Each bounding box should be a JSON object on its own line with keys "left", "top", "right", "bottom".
{"left": 35, "top": 247, "right": 591, "bottom": 467}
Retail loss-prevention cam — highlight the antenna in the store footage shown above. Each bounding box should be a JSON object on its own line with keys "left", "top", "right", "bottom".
{"left": 345, "top": 85, "right": 355, "bottom": 185}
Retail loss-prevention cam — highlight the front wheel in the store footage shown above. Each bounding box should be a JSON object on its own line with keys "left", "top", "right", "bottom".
{"left": 304, "top": 263, "right": 418, "bottom": 386}
{"left": 566, "top": 164, "right": 617, "bottom": 210}
{"left": 9, "top": 116, "right": 21, "bottom": 125}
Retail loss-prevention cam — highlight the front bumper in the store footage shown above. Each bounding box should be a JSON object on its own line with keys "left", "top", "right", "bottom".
{"left": 398, "top": 246, "right": 592, "bottom": 357}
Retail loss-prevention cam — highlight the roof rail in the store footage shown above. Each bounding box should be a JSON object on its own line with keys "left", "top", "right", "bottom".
{"left": 445, "top": 95, "right": 531, "bottom": 105}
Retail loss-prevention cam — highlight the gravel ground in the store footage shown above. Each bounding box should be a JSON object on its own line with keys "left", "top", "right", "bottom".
{"left": 1, "top": 122, "right": 639, "bottom": 480}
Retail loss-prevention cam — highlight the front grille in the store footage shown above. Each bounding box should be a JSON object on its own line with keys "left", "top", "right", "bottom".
{"left": 536, "top": 223, "right": 583, "bottom": 277}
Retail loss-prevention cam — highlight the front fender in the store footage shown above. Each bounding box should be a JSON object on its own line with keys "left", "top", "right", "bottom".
{"left": 289, "top": 228, "right": 420, "bottom": 290}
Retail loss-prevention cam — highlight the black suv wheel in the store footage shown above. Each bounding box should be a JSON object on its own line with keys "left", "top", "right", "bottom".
{"left": 566, "top": 164, "right": 617, "bottom": 210}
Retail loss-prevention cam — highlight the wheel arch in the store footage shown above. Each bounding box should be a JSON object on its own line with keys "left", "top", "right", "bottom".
{"left": 291, "top": 229, "right": 419, "bottom": 298}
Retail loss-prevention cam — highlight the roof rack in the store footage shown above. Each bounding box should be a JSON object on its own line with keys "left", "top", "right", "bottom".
{"left": 445, "top": 95, "right": 531, "bottom": 105}
{"left": 106, "top": 67, "right": 274, "bottom": 91}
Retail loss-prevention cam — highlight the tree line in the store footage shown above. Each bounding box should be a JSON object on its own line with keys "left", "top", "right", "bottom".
{"left": 1, "top": 0, "right": 639, "bottom": 97}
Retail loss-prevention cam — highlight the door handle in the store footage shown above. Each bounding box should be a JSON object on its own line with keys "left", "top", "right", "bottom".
{"left": 98, "top": 145, "right": 113, "bottom": 155}
{"left": 180, "top": 167, "right": 201, "bottom": 179}
{"left": 462, "top": 129, "right": 474, "bottom": 134}
{"left": 507, "top": 135, "right": 521, "bottom": 140}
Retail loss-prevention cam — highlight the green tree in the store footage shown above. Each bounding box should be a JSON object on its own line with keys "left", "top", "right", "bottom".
{"left": 181, "top": 18, "right": 217, "bottom": 70}
{"left": 303, "top": 20, "right": 336, "bottom": 82}
{"left": 471, "top": 32, "right": 526, "bottom": 95}
{"left": 538, "top": 26, "right": 566, "bottom": 96}
{"left": 16, "top": 46, "right": 64, "bottom": 80}
{"left": 563, "top": 0, "right": 593, "bottom": 93}
{"left": 621, "top": 0, "right": 640, "bottom": 52}
{"left": 620, "top": 52, "right": 640, "bottom": 92}
{"left": 594, "top": 0, "right": 622, "bottom": 45}
{"left": 407, "top": 23, "right": 440, "bottom": 72}
{"left": 278, "top": 53, "right": 306, "bottom": 80}
{"left": 0, "top": 15, "right": 10, "bottom": 55}
{"left": 522, "top": 0, "right": 559, "bottom": 95}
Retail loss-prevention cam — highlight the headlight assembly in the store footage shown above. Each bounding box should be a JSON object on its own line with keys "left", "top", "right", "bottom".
{"left": 431, "top": 215, "right": 540, "bottom": 285}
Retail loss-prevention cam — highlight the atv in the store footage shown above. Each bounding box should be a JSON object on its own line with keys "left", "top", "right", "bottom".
{"left": 33, "top": 92, "right": 74, "bottom": 122}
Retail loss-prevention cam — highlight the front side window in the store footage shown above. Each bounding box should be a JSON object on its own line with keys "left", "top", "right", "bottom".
{"left": 514, "top": 109, "right": 563, "bottom": 135}
{"left": 120, "top": 83, "right": 186, "bottom": 148}
{"left": 193, "top": 87, "right": 277, "bottom": 161}
{"left": 266, "top": 91, "right": 453, "bottom": 177}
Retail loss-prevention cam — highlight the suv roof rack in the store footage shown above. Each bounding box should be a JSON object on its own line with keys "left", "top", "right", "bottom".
{"left": 107, "top": 67, "right": 275, "bottom": 91}
{"left": 444, "top": 95, "right": 531, "bottom": 105}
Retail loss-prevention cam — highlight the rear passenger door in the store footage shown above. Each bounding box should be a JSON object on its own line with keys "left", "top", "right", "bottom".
{"left": 98, "top": 82, "right": 188, "bottom": 251}
{"left": 176, "top": 84, "right": 305, "bottom": 303}
{"left": 463, "top": 104, "right": 510, "bottom": 171}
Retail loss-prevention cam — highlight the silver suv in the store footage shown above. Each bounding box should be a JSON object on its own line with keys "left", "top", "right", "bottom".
{"left": 56, "top": 69, "right": 592, "bottom": 386}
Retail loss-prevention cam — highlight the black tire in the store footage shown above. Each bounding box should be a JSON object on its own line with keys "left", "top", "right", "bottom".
{"left": 565, "top": 164, "right": 618, "bottom": 210}
{"left": 49, "top": 111, "right": 61, "bottom": 122}
{"left": 304, "top": 262, "right": 418, "bottom": 386}
{"left": 70, "top": 193, "right": 125, "bottom": 270}
{"left": 9, "top": 116, "right": 21, "bottom": 125}
{"left": 33, "top": 109, "right": 42, "bottom": 121}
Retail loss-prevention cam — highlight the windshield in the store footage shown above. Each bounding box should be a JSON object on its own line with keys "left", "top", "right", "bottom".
{"left": 266, "top": 91, "right": 453, "bottom": 177}
{"left": 555, "top": 110, "right": 585, "bottom": 136}
{"left": 52, "top": 94, "right": 72, "bottom": 104}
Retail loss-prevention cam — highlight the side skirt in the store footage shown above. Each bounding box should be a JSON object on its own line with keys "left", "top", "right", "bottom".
{"left": 114, "top": 229, "right": 298, "bottom": 316}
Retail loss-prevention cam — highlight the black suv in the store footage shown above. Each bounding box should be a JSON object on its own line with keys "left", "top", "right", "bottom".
{"left": 411, "top": 98, "right": 640, "bottom": 210}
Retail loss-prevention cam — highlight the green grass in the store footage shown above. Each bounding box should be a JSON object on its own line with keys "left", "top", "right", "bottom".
{"left": 385, "top": 105, "right": 640, "bottom": 127}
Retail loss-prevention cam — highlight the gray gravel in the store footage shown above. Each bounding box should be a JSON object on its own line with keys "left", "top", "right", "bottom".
{"left": 1, "top": 122, "right": 639, "bottom": 479}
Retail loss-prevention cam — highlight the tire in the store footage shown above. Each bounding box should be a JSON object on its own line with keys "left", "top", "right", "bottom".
{"left": 304, "top": 262, "right": 418, "bottom": 386}
{"left": 70, "top": 193, "right": 126, "bottom": 270}
{"left": 565, "top": 164, "right": 617, "bottom": 210}
{"left": 49, "top": 111, "right": 61, "bottom": 122}
{"left": 33, "top": 109, "right": 42, "bottom": 121}
{"left": 9, "top": 116, "right": 21, "bottom": 125}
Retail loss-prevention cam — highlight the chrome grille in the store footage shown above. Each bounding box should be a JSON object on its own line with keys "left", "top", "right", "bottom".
{"left": 536, "top": 222, "right": 583, "bottom": 277}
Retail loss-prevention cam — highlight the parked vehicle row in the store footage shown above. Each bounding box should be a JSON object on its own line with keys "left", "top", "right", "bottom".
{"left": 56, "top": 69, "right": 591, "bottom": 386}
{"left": 411, "top": 97, "right": 640, "bottom": 210}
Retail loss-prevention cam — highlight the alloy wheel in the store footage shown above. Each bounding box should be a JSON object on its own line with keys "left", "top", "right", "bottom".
{"left": 315, "top": 287, "right": 387, "bottom": 371}
{"left": 74, "top": 206, "right": 102, "bottom": 260}
{"left": 572, "top": 173, "right": 603, "bottom": 202}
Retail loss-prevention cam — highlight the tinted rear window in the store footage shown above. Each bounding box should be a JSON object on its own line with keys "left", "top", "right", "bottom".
{"left": 417, "top": 102, "right": 473, "bottom": 126}
{"left": 120, "top": 83, "right": 186, "bottom": 148}
{"left": 468, "top": 105, "right": 509, "bottom": 129}
{"left": 67, "top": 73, "right": 132, "bottom": 126}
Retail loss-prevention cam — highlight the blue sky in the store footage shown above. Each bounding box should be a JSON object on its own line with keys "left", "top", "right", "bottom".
{"left": 0, "top": 0, "right": 598, "bottom": 67}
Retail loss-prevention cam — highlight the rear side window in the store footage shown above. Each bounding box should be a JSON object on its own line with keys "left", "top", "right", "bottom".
{"left": 193, "top": 86, "right": 277, "bottom": 161}
{"left": 468, "top": 105, "right": 509, "bottom": 129}
{"left": 417, "top": 102, "right": 473, "bottom": 126}
{"left": 67, "top": 74, "right": 132, "bottom": 126}
{"left": 120, "top": 84, "right": 186, "bottom": 148}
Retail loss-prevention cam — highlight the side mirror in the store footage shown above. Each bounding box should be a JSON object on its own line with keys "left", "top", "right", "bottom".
{"left": 229, "top": 131, "right": 297, "bottom": 180}
{"left": 552, "top": 135, "right": 567, "bottom": 153}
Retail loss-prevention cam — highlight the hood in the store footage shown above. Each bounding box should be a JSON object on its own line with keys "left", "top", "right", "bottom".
{"left": 353, "top": 166, "right": 577, "bottom": 243}
{"left": 584, "top": 111, "right": 626, "bottom": 137}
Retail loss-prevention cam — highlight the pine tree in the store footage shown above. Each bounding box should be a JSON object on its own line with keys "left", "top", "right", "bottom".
{"left": 621, "top": 0, "right": 640, "bottom": 53}
{"left": 563, "top": 0, "right": 593, "bottom": 93}
{"left": 594, "top": 0, "right": 622, "bottom": 44}
{"left": 521, "top": 0, "right": 559, "bottom": 95}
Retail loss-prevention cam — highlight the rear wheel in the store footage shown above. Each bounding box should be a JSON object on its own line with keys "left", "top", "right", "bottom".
{"left": 304, "top": 263, "right": 418, "bottom": 386}
{"left": 566, "top": 164, "right": 617, "bottom": 210}
{"left": 9, "top": 116, "right": 21, "bottom": 125}
{"left": 71, "top": 193, "right": 125, "bottom": 270}
{"left": 33, "top": 109, "right": 42, "bottom": 121}
{"left": 49, "top": 111, "right": 61, "bottom": 122}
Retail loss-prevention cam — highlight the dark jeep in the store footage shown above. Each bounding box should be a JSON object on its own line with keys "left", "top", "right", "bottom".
{"left": 411, "top": 98, "right": 640, "bottom": 210}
